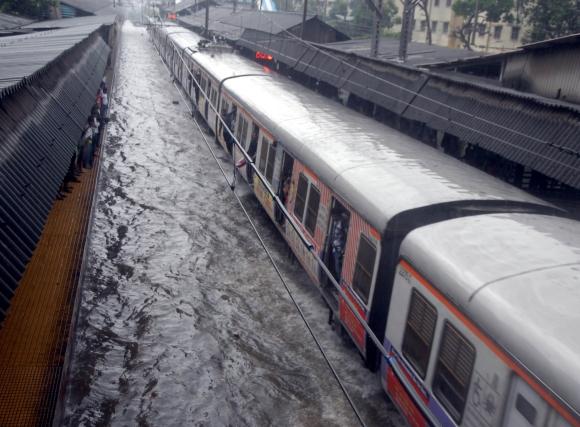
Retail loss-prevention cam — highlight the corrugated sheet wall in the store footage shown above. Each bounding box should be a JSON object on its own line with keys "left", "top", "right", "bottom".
{"left": 0, "top": 35, "right": 110, "bottom": 324}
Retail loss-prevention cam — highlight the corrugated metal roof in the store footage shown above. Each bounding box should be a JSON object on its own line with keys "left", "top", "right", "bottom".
{"left": 324, "top": 37, "right": 481, "bottom": 67}
{"left": 0, "top": 13, "right": 34, "bottom": 31}
{"left": 59, "top": 0, "right": 116, "bottom": 15}
{"left": 20, "top": 14, "right": 117, "bottom": 30}
{"left": 0, "top": 23, "right": 110, "bottom": 95}
{"left": 178, "top": 8, "right": 319, "bottom": 41}
{"left": 174, "top": 0, "right": 218, "bottom": 13}
{"left": 0, "top": 24, "right": 111, "bottom": 322}
{"left": 236, "top": 34, "right": 580, "bottom": 189}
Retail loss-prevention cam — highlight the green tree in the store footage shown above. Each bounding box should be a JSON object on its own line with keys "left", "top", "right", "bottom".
{"left": 350, "top": 0, "right": 398, "bottom": 37}
{"left": 329, "top": 0, "right": 348, "bottom": 20}
{"left": 452, "top": 0, "right": 515, "bottom": 49}
{"left": 0, "top": 0, "right": 56, "bottom": 19}
{"left": 525, "top": 0, "right": 580, "bottom": 42}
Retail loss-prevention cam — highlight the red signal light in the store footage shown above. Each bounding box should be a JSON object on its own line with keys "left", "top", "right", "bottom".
{"left": 255, "top": 51, "right": 273, "bottom": 61}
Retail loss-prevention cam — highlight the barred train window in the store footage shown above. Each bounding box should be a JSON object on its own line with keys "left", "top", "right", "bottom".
{"left": 294, "top": 174, "right": 308, "bottom": 220}
{"left": 258, "top": 137, "right": 269, "bottom": 174}
{"left": 402, "top": 290, "right": 437, "bottom": 378}
{"left": 352, "top": 235, "right": 377, "bottom": 304}
{"left": 433, "top": 321, "right": 476, "bottom": 423}
{"left": 265, "top": 144, "right": 276, "bottom": 184}
{"left": 304, "top": 186, "right": 320, "bottom": 235}
{"left": 236, "top": 116, "right": 248, "bottom": 147}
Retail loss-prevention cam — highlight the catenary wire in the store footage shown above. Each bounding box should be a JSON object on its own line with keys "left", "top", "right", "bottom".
{"left": 150, "top": 28, "right": 369, "bottom": 427}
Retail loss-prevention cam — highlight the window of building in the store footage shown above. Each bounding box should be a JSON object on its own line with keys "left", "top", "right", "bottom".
{"left": 352, "top": 235, "right": 377, "bottom": 305}
{"left": 433, "top": 322, "right": 476, "bottom": 423}
{"left": 434, "top": 0, "right": 440, "bottom": 5}
{"left": 446, "top": 0, "right": 451, "bottom": 6}
{"left": 420, "top": 20, "right": 427, "bottom": 32}
{"left": 511, "top": 26, "right": 520, "bottom": 41}
{"left": 443, "top": 22, "right": 449, "bottom": 33}
{"left": 402, "top": 290, "right": 437, "bottom": 378}
{"left": 304, "top": 186, "right": 320, "bottom": 235}
{"left": 477, "top": 23, "right": 486, "bottom": 36}
{"left": 494, "top": 25, "right": 503, "bottom": 40}
{"left": 265, "top": 143, "right": 276, "bottom": 184}
{"left": 294, "top": 173, "right": 308, "bottom": 220}
{"left": 431, "top": 20, "right": 438, "bottom": 32}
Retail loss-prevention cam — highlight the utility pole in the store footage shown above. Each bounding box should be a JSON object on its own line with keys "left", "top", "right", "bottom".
{"left": 398, "top": 0, "right": 413, "bottom": 61}
{"left": 370, "top": 0, "right": 383, "bottom": 57}
{"left": 470, "top": 0, "right": 479, "bottom": 46}
{"left": 205, "top": 0, "right": 210, "bottom": 36}
{"left": 301, "top": 0, "right": 308, "bottom": 39}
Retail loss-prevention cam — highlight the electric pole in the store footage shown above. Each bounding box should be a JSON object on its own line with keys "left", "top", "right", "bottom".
{"left": 301, "top": 0, "right": 308, "bottom": 39}
{"left": 398, "top": 0, "right": 413, "bottom": 61}
{"left": 370, "top": 0, "right": 383, "bottom": 57}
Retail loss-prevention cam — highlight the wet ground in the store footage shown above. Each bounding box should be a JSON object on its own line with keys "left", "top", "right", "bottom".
{"left": 63, "top": 22, "right": 405, "bottom": 427}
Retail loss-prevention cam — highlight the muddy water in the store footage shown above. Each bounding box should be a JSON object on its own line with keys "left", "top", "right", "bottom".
{"left": 63, "top": 22, "right": 404, "bottom": 427}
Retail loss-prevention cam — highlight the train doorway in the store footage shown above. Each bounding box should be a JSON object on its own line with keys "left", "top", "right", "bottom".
{"left": 275, "top": 151, "right": 294, "bottom": 224}
{"left": 322, "top": 198, "right": 350, "bottom": 305}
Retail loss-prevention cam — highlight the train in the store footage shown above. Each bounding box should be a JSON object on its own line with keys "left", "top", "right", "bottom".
{"left": 149, "top": 23, "right": 580, "bottom": 427}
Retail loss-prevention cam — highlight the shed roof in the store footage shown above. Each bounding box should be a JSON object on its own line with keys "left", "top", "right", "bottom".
{"left": 21, "top": 14, "right": 117, "bottom": 30}
{"left": 178, "top": 8, "right": 324, "bottom": 41}
{"left": 60, "top": 0, "right": 117, "bottom": 15}
{"left": 324, "top": 37, "right": 481, "bottom": 67}
{"left": 0, "top": 24, "right": 106, "bottom": 95}
{"left": 0, "top": 13, "right": 34, "bottom": 31}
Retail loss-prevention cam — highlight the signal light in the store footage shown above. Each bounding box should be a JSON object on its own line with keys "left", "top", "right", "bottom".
{"left": 255, "top": 51, "right": 273, "bottom": 61}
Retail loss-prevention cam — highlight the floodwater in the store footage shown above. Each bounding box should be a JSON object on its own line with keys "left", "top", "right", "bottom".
{"left": 62, "top": 22, "right": 405, "bottom": 427}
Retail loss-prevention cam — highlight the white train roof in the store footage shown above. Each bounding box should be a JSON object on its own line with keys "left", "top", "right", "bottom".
{"left": 162, "top": 26, "right": 553, "bottom": 232}
{"left": 400, "top": 213, "right": 580, "bottom": 414}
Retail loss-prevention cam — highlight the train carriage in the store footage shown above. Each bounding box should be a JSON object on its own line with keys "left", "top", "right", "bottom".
{"left": 149, "top": 24, "right": 579, "bottom": 426}
{"left": 386, "top": 213, "right": 580, "bottom": 427}
{"left": 153, "top": 24, "right": 562, "bottom": 367}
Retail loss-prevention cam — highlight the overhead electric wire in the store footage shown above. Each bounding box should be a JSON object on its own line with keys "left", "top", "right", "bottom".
{"left": 238, "top": 12, "right": 580, "bottom": 164}
{"left": 150, "top": 29, "right": 369, "bottom": 427}
{"left": 149, "top": 24, "right": 446, "bottom": 427}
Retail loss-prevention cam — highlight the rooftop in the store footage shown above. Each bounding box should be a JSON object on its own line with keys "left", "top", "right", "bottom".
{"left": 0, "top": 23, "right": 103, "bottom": 94}
{"left": 20, "top": 14, "right": 117, "bottom": 30}
{"left": 323, "top": 37, "right": 481, "bottom": 67}
{"left": 0, "top": 13, "right": 34, "bottom": 31}
{"left": 60, "top": 0, "right": 118, "bottom": 15}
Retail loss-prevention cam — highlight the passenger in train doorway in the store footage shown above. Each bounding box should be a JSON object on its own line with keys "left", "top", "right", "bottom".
{"left": 222, "top": 106, "right": 237, "bottom": 153}
{"left": 330, "top": 210, "right": 348, "bottom": 281}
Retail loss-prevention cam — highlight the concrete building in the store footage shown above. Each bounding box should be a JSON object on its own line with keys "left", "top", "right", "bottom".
{"left": 406, "top": 0, "right": 526, "bottom": 53}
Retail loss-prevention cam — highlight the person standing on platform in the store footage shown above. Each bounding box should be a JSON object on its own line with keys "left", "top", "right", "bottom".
{"left": 82, "top": 119, "right": 94, "bottom": 169}
{"left": 101, "top": 88, "right": 109, "bottom": 121}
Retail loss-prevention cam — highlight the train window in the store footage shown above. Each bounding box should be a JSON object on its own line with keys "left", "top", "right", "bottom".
{"left": 352, "top": 235, "right": 377, "bottom": 305}
{"left": 265, "top": 144, "right": 276, "bottom": 184}
{"left": 402, "top": 289, "right": 437, "bottom": 379}
{"left": 258, "top": 137, "right": 269, "bottom": 174}
{"left": 515, "top": 394, "right": 537, "bottom": 425}
{"left": 433, "top": 321, "right": 476, "bottom": 423}
{"left": 304, "top": 185, "right": 320, "bottom": 235}
{"left": 294, "top": 174, "right": 308, "bottom": 220}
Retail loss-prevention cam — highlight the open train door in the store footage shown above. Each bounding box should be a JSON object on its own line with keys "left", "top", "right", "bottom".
{"left": 321, "top": 198, "right": 350, "bottom": 309}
